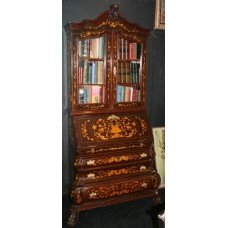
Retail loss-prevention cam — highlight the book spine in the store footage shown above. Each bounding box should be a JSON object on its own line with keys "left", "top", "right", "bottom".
{"left": 125, "top": 62, "right": 128, "bottom": 83}
{"left": 89, "top": 62, "right": 92, "bottom": 84}
{"left": 97, "top": 62, "right": 103, "bottom": 84}
{"left": 132, "top": 62, "right": 135, "bottom": 83}
{"left": 120, "top": 62, "right": 124, "bottom": 83}
{"left": 83, "top": 60, "right": 88, "bottom": 84}
{"left": 118, "top": 38, "right": 122, "bottom": 59}
{"left": 78, "top": 87, "right": 84, "bottom": 104}
{"left": 130, "top": 62, "right": 133, "bottom": 83}
{"left": 78, "top": 40, "right": 81, "bottom": 57}
{"left": 121, "top": 38, "right": 124, "bottom": 60}
{"left": 122, "top": 62, "right": 126, "bottom": 83}
{"left": 84, "top": 39, "right": 88, "bottom": 57}
{"left": 102, "top": 86, "right": 105, "bottom": 103}
{"left": 95, "top": 62, "right": 98, "bottom": 84}
{"left": 117, "top": 64, "right": 121, "bottom": 83}
{"left": 78, "top": 66, "right": 81, "bottom": 84}
{"left": 134, "top": 43, "right": 137, "bottom": 59}
{"left": 125, "top": 40, "right": 128, "bottom": 60}
{"left": 130, "top": 87, "right": 133, "bottom": 101}
{"left": 137, "top": 63, "right": 140, "bottom": 83}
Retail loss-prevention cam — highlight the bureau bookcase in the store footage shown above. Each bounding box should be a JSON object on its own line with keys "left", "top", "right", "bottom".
{"left": 65, "top": 4, "right": 161, "bottom": 226}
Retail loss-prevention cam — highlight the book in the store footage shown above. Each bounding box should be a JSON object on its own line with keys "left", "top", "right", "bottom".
{"left": 78, "top": 87, "right": 85, "bottom": 103}
{"left": 97, "top": 61, "right": 104, "bottom": 84}
{"left": 118, "top": 38, "right": 122, "bottom": 59}
{"left": 89, "top": 62, "right": 93, "bottom": 84}
{"left": 91, "top": 86, "right": 101, "bottom": 103}
{"left": 89, "top": 37, "right": 104, "bottom": 59}
{"left": 125, "top": 40, "right": 129, "bottom": 59}
{"left": 117, "top": 64, "right": 121, "bottom": 83}
{"left": 83, "top": 60, "right": 89, "bottom": 84}
{"left": 125, "top": 62, "right": 130, "bottom": 83}
{"left": 121, "top": 38, "right": 124, "bottom": 59}
{"left": 120, "top": 62, "right": 124, "bottom": 83}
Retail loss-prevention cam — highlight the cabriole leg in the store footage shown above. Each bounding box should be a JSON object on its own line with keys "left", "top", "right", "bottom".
{"left": 68, "top": 210, "right": 79, "bottom": 227}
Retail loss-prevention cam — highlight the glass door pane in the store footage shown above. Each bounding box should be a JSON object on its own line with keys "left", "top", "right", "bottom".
{"left": 77, "top": 36, "right": 106, "bottom": 105}
{"left": 116, "top": 37, "right": 142, "bottom": 103}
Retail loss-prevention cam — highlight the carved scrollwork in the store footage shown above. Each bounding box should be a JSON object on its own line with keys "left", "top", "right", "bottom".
{"left": 71, "top": 187, "right": 83, "bottom": 205}
{"left": 109, "top": 4, "right": 120, "bottom": 19}
{"left": 79, "top": 104, "right": 106, "bottom": 109}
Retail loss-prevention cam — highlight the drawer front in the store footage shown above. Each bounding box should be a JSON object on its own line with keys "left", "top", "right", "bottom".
{"left": 79, "top": 163, "right": 152, "bottom": 181}
{"left": 79, "top": 141, "right": 153, "bottom": 156}
{"left": 71, "top": 172, "right": 160, "bottom": 204}
{"left": 77, "top": 150, "right": 153, "bottom": 169}
{"left": 74, "top": 112, "right": 152, "bottom": 147}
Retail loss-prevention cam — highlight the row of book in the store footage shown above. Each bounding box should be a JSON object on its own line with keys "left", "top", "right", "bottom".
{"left": 118, "top": 38, "right": 141, "bottom": 60}
{"left": 78, "top": 86, "right": 105, "bottom": 104}
{"left": 78, "top": 37, "right": 105, "bottom": 59}
{"left": 78, "top": 60, "right": 104, "bottom": 84}
{"left": 116, "top": 86, "right": 141, "bottom": 102}
{"left": 117, "top": 62, "right": 140, "bottom": 83}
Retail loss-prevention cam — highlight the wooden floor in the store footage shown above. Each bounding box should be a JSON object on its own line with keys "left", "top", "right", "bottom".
{"left": 62, "top": 188, "right": 165, "bottom": 228}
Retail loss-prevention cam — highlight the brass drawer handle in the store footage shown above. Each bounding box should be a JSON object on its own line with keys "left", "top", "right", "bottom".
{"left": 140, "top": 165, "right": 146, "bottom": 170}
{"left": 140, "top": 153, "right": 147, "bottom": 158}
{"left": 87, "top": 160, "right": 95, "bottom": 165}
{"left": 87, "top": 173, "right": 95, "bottom": 179}
{"left": 89, "top": 192, "right": 97, "bottom": 198}
{"left": 107, "top": 114, "right": 119, "bottom": 120}
{"left": 141, "top": 182, "right": 148, "bottom": 188}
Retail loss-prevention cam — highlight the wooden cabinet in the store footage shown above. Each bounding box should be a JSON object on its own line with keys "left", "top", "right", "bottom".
{"left": 65, "top": 4, "right": 161, "bottom": 226}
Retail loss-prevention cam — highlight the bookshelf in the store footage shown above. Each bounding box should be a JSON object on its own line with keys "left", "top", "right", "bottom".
{"left": 65, "top": 4, "right": 161, "bottom": 226}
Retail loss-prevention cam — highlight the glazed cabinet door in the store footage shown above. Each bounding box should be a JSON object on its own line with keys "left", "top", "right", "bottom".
{"left": 70, "top": 32, "right": 112, "bottom": 112}
{"left": 112, "top": 32, "right": 147, "bottom": 109}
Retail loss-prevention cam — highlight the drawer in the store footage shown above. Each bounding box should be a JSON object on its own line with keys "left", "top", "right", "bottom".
{"left": 79, "top": 141, "right": 153, "bottom": 156}
{"left": 78, "top": 162, "right": 152, "bottom": 182}
{"left": 71, "top": 172, "right": 160, "bottom": 205}
{"left": 74, "top": 112, "right": 152, "bottom": 148}
{"left": 76, "top": 149, "right": 154, "bottom": 170}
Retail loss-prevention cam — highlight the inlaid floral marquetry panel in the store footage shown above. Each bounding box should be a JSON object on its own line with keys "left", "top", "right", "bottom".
{"left": 78, "top": 114, "right": 151, "bottom": 143}
{"left": 84, "top": 173, "right": 160, "bottom": 202}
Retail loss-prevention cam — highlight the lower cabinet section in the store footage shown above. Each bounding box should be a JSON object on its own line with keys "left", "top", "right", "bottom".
{"left": 71, "top": 172, "right": 160, "bottom": 209}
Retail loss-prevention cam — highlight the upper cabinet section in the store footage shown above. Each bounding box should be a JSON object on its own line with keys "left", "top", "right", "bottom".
{"left": 65, "top": 4, "right": 150, "bottom": 114}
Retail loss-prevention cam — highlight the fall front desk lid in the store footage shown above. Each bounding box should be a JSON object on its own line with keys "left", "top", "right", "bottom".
{"left": 74, "top": 112, "right": 152, "bottom": 146}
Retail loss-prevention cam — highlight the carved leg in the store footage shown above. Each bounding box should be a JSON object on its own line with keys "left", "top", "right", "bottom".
{"left": 68, "top": 210, "right": 79, "bottom": 227}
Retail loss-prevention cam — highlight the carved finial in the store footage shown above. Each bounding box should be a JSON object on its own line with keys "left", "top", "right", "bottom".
{"left": 109, "top": 3, "right": 120, "bottom": 19}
